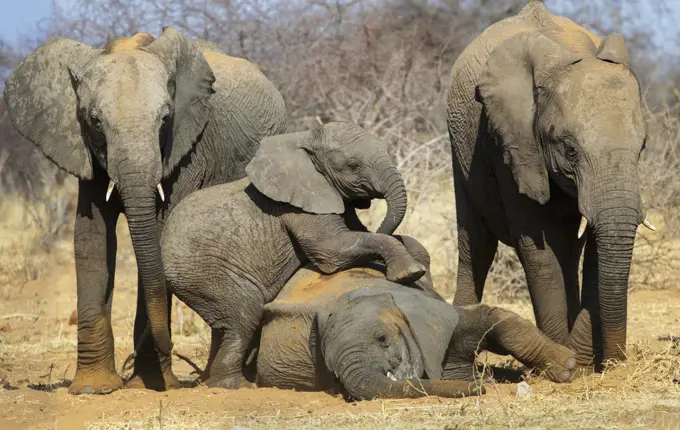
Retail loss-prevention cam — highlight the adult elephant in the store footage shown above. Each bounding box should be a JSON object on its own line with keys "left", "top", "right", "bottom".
{"left": 3, "top": 28, "right": 286, "bottom": 394}
{"left": 256, "top": 265, "right": 576, "bottom": 400}
{"left": 446, "top": 0, "right": 652, "bottom": 369}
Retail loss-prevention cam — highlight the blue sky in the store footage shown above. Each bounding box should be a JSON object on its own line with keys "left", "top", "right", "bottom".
{"left": 1, "top": 0, "right": 679, "bottom": 45}
{"left": 0, "top": 0, "right": 53, "bottom": 44}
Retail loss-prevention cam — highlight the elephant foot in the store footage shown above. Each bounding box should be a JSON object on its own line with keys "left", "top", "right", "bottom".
{"left": 537, "top": 345, "right": 577, "bottom": 383}
{"left": 205, "top": 374, "right": 255, "bottom": 390}
{"left": 69, "top": 368, "right": 123, "bottom": 395}
{"left": 386, "top": 261, "right": 426, "bottom": 285}
{"left": 124, "top": 367, "right": 180, "bottom": 391}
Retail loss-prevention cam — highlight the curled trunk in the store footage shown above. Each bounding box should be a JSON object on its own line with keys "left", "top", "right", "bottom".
{"left": 376, "top": 165, "right": 407, "bottom": 235}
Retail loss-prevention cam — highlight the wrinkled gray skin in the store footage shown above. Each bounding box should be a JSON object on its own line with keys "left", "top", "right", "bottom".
{"left": 446, "top": 1, "right": 649, "bottom": 368}
{"left": 3, "top": 28, "right": 286, "bottom": 394}
{"left": 256, "top": 264, "right": 577, "bottom": 400}
{"left": 162, "top": 122, "right": 427, "bottom": 389}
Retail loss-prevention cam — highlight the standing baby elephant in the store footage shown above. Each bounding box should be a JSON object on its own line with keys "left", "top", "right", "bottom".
{"left": 257, "top": 265, "right": 577, "bottom": 400}
{"left": 162, "top": 122, "right": 426, "bottom": 389}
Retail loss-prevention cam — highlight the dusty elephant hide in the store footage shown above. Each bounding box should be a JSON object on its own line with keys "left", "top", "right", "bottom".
{"left": 255, "top": 265, "right": 577, "bottom": 400}
{"left": 3, "top": 27, "right": 287, "bottom": 394}
{"left": 446, "top": 0, "right": 650, "bottom": 368}
{"left": 162, "top": 122, "right": 430, "bottom": 389}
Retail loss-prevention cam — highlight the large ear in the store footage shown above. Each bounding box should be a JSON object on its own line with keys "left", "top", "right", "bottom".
{"left": 3, "top": 38, "right": 100, "bottom": 179}
{"left": 388, "top": 286, "right": 459, "bottom": 380}
{"left": 245, "top": 130, "right": 345, "bottom": 214}
{"left": 476, "top": 32, "right": 582, "bottom": 204}
{"left": 596, "top": 33, "right": 630, "bottom": 68}
{"left": 143, "top": 27, "right": 216, "bottom": 178}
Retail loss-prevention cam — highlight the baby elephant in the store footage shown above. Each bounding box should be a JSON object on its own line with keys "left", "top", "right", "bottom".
{"left": 162, "top": 122, "right": 427, "bottom": 389}
{"left": 256, "top": 265, "right": 577, "bottom": 400}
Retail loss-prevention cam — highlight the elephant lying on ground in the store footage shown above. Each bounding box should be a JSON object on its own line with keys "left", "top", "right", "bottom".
{"left": 446, "top": 0, "right": 652, "bottom": 368}
{"left": 162, "top": 122, "right": 428, "bottom": 389}
{"left": 256, "top": 265, "right": 577, "bottom": 400}
{"left": 4, "top": 28, "right": 286, "bottom": 393}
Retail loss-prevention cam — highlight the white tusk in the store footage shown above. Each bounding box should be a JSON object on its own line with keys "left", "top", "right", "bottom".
{"left": 106, "top": 180, "right": 115, "bottom": 202}
{"left": 577, "top": 216, "right": 588, "bottom": 239}
{"left": 157, "top": 183, "right": 165, "bottom": 202}
{"left": 642, "top": 218, "right": 656, "bottom": 232}
{"left": 387, "top": 371, "right": 397, "bottom": 381}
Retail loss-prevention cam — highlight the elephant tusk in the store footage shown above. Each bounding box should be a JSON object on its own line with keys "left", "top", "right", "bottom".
{"left": 157, "top": 183, "right": 165, "bottom": 202}
{"left": 105, "top": 180, "right": 115, "bottom": 202}
{"left": 642, "top": 217, "right": 656, "bottom": 232}
{"left": 577, "top": 216, "right": 588, "bottom": 239}
{"left": 387, "top": 371, "right": 397, "bottom": 381}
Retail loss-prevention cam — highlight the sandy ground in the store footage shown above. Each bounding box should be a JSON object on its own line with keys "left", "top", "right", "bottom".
{"left": 1, "top": 218, "right": 680, "bottom": 429}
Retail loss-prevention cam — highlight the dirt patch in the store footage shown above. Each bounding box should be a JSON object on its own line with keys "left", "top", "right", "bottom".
{"left": 2, "top": 235, "right": 680, "bottom": 428}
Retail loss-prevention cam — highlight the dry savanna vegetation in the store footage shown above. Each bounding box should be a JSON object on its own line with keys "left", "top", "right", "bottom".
{"left": 1, "top": 0, "right": 680, "bottom": 428}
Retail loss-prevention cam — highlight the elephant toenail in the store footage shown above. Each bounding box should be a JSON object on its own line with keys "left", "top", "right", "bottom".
{"left": 559, "top": 370, "right": 572, "bottom": 382}
{"left": 80, "top": 386, "right": 95, "bottom": 394}
{"left": 100, "top": 386, "right": 113, "bottom": 394}
{"left": 566, "top": 358, "right": 576, "bottom": 369}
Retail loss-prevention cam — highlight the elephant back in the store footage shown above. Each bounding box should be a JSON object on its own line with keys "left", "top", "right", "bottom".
{"left": 274, "top": 264, "right": 387, "bottom": 307}
{"left": 195, "top": 43, "right": 287, "bottom": 187}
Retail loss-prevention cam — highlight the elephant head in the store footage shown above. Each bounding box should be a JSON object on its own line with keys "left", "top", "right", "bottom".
{"left": 246, "top": 122, "right": 406, "bottom": 234}
{"left": 476, "top": 27, "right": 649, "bottom": 361}
{"left": 3, "top": 27, "right": 215, "bottom": 358}
{"left": 316, "top": 284, "right": 479, "bottom": 400}
{"left": 315, "top": 284, "right": 577, "bottom": 400}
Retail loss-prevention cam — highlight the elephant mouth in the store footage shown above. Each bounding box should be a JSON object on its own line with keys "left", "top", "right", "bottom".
{"left": 352, "top": 198, "right": 372, "bottom": 210}
{"left": 385, "top": 363, "right": 420, "bottom": 381}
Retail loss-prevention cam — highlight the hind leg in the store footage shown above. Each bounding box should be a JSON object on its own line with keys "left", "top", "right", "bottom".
{"left": 205, "top": 294, "right": 263, "bottom": 389}
{"left": 173, "top": 274, "right": 263, "bottom": 389}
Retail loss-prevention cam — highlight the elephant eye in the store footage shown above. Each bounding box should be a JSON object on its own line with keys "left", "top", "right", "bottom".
{"left": 376, "top": 333, "right": 388, "bottom": 344}
{"left": 348, "top": 160, "right": 361, "bottom": 172}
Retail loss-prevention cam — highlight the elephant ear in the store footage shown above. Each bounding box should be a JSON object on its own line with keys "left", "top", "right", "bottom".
{"left": 143, "top": 27, "right": 216, "bottom": 178}
{"left": 3, "top": 38, "right": 100, "bottom": 179}
{"left": 596, "top": 33, "right": 630, "bottom": 68}
{"left": 388, "top": 286, "right": 459, "bottom": 380}
{"left": 246, "top": 131, "right": 345, "bottom": 214}
{"left": 476, "top": 32, "right": 582, "bottom": 204}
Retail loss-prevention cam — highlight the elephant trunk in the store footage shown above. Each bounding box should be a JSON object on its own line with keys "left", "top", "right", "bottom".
{"left": 340, "top": 365, "right": 481, "bottom": 400}
{"left": 117, "top": 179, "right": 172, "bottom": 358}
{"left": 109, "top": 138, "right": 171, "bottom": 367}
{"left": 591, "top": 211, "right": 638, "bottom": 362}
{"left": 375, "top": 163, "right": 407, "bottom": 235}
{"left": 578, "top": 170, "right": 642, "bottom": 363}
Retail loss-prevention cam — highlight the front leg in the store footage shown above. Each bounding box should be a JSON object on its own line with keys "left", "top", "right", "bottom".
{"left": 69, "top": 176, "right": 122, "bottom": 395}
{"left": 344, "top": 207, "right": 436, "bottom": 294}
{"left": 454, "top": 305, "right": 577, "bottom": 383}
{"left": 286, "top": 213, "right": 426, "bottom": 284}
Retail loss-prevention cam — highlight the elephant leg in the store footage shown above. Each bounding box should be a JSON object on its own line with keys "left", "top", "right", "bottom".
{"left": 204, "top": 294, "right": 262, "bottom": 389}
{"left": 69, "top": 178, "right": 123, "bottom": 395}
{"left": 568, "top": 231, "right": 602, "bottom": 369}
{"left": 543, "top": 217, "right": 584, "bottom": 332}
{"left": 394, "top": 235, "right": 441, "bottom": 299}
{"left": 515, "top": 234, "right": 571, "bottom": 346}
{"left": 202, "top": 328, "right": 223, "bottom": 381}
{"left": 174, "top": 274, "right": 261, "bottom": 389}
{"left": 125, "top": 287, "right": 179, "bottom": 391}
{"left": 452, "top": 183, "right": 498, "bottom": 306}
